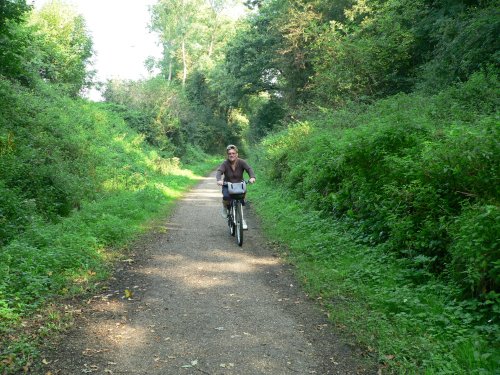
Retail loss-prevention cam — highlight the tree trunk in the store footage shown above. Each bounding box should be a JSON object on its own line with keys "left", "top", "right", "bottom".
{"left": 208, "top": 36, "right": 214, "bottom": 58}
{"left": 208, "top": 15, "right": 217, "bottom": 58}
{"left": 182, "top": 39, "right": 187, "bottom": 86}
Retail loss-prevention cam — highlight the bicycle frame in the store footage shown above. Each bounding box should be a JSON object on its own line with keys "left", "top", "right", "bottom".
{"left": 223, "top": 180, "right": 250, "bottom": 246}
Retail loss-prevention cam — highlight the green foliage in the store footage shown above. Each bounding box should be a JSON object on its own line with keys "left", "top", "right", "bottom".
{"left": 0, "top": 76, "right": 219, "bottom": 374}
{"left": 150, "top": 0, "right": 208, "bottom": 85}
{"left": 418, "top": 1, "right": 500, "bottom": 91}
{"left": 243, "top": 0, "right": 262, "bottom": 10}
{"left": 185, "top": 70, "right": 240, "bottom": 151}
{"left": 258, "top": 71, "right": 499, "bottom": 298}
{"left": 28, "top": 0, "right": 94, "bottom": 96}
{"left": 216, "top": 0, "right": 499, "bottom": 109}
{"left": 0, "top": 0, "right": 30, "bottom": 27}
{"left": 252, "top": 70, "right": 499, "bottom": 373}
{"left": 103, "top": 78, "right": 185, "bottom": 154}
{"left": 0, "top": 79, "right": 97, "bottom": 223}
{"left": 220, "top": 0, "right": 320, "bottom": 106}
{"left": 0, "top": 1, "right": 32, "bottom": 82}
{"left": 250, "top": 166, "right": 499, "bottom": 374}
{"left": 151, "top": 0, "right": 499, "bottom": 164}
{"left": 449, "top": 204, "right": 500, "bottom": 297}
{"left": 0, "top": 1, "right": 94, "bottom": 95}
{"left": 150, "top": 0, "right": 236, "bottom": 85}
{"left": 244, "top": 93, "right": 286, "bottom": 143}
{"left": 103, "top": 71, "right": 244, "bottom": 154}
{"left": 222, "top": 8, "right": 283, "bottom": 98}
{"left": 0, "top": 181, "right": 31, "bottom": 246}
{"left": 0, "top": 8, "right": 39, "bottom": 85}
{"left": 310, "top": 0, "right": 422, "bottom": 104}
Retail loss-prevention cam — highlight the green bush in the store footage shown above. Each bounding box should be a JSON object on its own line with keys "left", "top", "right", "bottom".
{"left": 250, "top": 172, "right": 499, "bottom": 374}
{"left": 0, "top": 181, "right": 33, "bottom": 246}
{"left": 449, "top": 204, "right": 500, "bottom": 296}
{"left": 258, "top": 71, "right": 499, "bottom": 297}
{"left": 0, "top": 79, "right": 100, "bottom": 222}
{"left": 0, "top": 77, "right": 218, "bottom": 320}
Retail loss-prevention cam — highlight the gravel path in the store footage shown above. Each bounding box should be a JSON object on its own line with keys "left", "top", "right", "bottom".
{"left": 42, "top": 173, "right": 375, "bottom": 374}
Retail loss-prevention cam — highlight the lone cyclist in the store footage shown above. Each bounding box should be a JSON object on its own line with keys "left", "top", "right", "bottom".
{"left": 216, "top": 145, "right": 256, "bottom": 229}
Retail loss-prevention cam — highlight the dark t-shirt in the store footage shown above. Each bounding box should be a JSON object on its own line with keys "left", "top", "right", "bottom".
{"left": 216, "top": 158, "right": 256, "bottom": 183}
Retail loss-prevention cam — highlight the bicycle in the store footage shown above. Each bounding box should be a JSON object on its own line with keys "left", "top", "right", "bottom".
{"left": 223, "top": 180, "right": 251, "bottom": 246}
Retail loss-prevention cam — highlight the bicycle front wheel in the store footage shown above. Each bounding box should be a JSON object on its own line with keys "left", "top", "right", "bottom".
{"left": 235, "top": 201, "right": 243, "bottom": 246}
{"left": 229, "top": 204, "right": 235, "bottom": 236}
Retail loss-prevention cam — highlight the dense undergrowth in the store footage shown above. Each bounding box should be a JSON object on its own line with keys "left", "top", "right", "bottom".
{"left": 1, "top": 1, "right": 498, "bottom": 373}
{"left": 250, "top": 71, "right": 499, "bottom": 374}
{"left": 0, "top": 78, "right": 219, "bottom": 373}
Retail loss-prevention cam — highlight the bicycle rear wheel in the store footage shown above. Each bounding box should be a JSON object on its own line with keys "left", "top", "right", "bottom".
{"left": 235, "top": 201, "right": 243, "bottom": 246}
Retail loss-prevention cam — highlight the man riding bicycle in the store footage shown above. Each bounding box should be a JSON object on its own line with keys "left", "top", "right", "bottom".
{"left": 216, "top": 145, "right": 256, "bottom": 229}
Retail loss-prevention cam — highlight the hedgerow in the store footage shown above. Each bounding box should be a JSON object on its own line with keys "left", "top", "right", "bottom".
{"left": 260, "top": 70, "right": 499, "bottom": 300}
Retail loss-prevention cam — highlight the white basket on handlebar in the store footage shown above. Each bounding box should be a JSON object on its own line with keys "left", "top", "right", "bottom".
{"left": 227, "top": 181, "right": 246, "bottom": 196}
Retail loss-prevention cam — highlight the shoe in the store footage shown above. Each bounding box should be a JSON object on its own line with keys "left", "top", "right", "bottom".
{"left": 221, "top": 207, "right": 228, "bottom": 218}
{"left": 242, "top": 219, "right": 248, "bottom": 230}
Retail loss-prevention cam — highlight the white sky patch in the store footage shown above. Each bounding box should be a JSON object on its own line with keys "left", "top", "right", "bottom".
{"left": 31, "top": 0, "right": 163, "bottom": 100}
{"left": 30, "top": 0, "right": 247, "bottom": 100}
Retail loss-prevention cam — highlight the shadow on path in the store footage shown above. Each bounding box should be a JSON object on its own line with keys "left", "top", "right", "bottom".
{"left": 42, "top": 173, "right": 376, "bottom": 374}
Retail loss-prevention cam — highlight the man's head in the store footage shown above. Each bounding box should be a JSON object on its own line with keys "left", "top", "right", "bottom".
{"left": 226, "top": 144, "right": 238, "bottom": 161}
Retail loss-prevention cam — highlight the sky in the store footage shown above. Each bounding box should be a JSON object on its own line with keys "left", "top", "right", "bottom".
{"left": 30, "top": 1, "right": 247, "bottom": 100}
{"left": 31, "top": 0, "right": 163, "bottom": 99}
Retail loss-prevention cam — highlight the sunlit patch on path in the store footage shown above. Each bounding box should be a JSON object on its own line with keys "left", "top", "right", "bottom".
{"left": 42, "top": 172, "right": 374, "bottom": 374}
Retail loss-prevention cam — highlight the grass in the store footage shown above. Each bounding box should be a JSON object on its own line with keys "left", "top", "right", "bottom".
{"left": 0, "top": 78, "right": 224, "bottom": 373}
{"left": 1, "top": 167, "right": 216, "bottom": 372}
{"left": 249, "top": 176, "right": 499, "bottom": 374}
{"left": 0, "top": 157, "right": 219, "bottom": 373}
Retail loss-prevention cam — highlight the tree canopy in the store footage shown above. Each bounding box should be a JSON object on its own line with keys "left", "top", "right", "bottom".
{"left": 0, "top": 0, "right": 94, "bottom": 96}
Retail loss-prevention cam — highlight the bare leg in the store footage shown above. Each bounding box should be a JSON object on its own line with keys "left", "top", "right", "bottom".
{"left": 241, "top": 206, "right": 248, "bottom": 230}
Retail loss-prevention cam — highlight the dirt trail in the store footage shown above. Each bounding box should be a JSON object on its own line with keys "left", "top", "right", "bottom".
{"left": 42, "top": 173, "right": 375, "bottom": 374}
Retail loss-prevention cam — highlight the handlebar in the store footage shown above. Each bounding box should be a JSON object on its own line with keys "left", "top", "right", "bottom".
{"left": 222, "top": 179, "right": 253, "bottom": 186}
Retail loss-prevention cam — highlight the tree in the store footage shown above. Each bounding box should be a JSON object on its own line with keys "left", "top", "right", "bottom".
{"left": 28, "top": 0, "right": 94, "bottom": 96}
{"left": 222, "top": 12, "right": 282, "bottom": 101}
{"left": 243, "top": 0, "right": 263, "bottom": 10}
{"left": 0, "top": 0, "right": 30, "bottom": 28}
{"left": 150, "top": 0, "right": 237, "bottom": 85}
{"left": 150, "top": 0, "right": 210, "bottom": 86}
{"left": 220, "top": 0, "right": 322, "bottom": 106}
{"left": 417, "top": 0, "right": 500, "bottom": 90}
{"left": 0, "top": 0, "right": 33, "bottom": 83}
